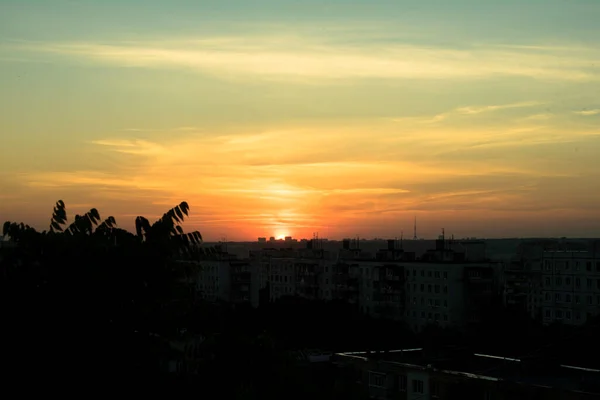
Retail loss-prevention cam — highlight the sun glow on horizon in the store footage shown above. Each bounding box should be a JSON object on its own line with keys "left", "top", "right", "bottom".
{"left": 275, "top": 232, "right": 289, "bottom": 240}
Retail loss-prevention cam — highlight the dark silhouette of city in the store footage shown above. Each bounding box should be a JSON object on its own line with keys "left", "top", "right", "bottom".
{"left": 2, "top": 200, "right": 600, "bottom": 397}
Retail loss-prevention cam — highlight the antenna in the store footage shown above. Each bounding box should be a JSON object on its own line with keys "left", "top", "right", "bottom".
{"left": 413, "top": 216, "right": 417, "bottom": 240}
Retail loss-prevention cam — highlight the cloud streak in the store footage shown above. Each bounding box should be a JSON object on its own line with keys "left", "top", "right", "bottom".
{"left": 574, "top": 109, "right": 600, "bottom": 116}
{"left": 9, "top": 36, "right": 600, "bottom": 82}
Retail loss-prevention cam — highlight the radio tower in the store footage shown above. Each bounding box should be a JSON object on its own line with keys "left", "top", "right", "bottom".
{"left": 413, "top": 216, "right": 417, "bottom": 240}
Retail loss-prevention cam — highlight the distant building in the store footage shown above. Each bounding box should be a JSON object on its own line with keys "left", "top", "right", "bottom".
{"left": 334, "top": 237, "right": 503, "bottom": 332}
{"left": 541, "top": 242, "right": 600, "bottom": 326}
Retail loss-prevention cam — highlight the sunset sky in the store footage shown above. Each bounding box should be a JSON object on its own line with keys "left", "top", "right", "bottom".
{"left": 1, "top": 0, "right": 599, "bottom": 241}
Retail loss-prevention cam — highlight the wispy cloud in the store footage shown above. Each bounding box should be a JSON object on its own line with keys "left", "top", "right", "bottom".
{"left": 455, "top": 101, "right": 543, "bottom": 115}
{"left": 574, "top": 109, "right": 600, "bottom": 116}
{"left": 391, "top": 101, "right": 544, "bottom": 125}
{"left": 8, "top": 36, "right": 600, "bottom": 82}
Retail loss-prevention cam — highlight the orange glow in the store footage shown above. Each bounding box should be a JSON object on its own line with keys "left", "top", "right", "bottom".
{"left": 2, "top": 12, "right": 600, "bottom": 241}
{"left": 275, "top": 233, "right": 288, "bottom": 240}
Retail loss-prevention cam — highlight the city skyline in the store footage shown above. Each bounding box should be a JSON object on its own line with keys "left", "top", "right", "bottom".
{"left": 1, "top": 1, "right": 600, "bottom": 241}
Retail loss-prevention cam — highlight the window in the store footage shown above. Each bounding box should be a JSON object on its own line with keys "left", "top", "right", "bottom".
{"left": 444, "top": 300, "right": 448, "bottom": 308}
{"left": 421, "top": 270, "right": 425, "bottom": 277}
{"left": 421, "top": 311, "right": 425, "bottom": 318}
{"left": 413, "top": 269, "right": 416, "bottom": 276}
{"left": 555, "top": 277, "right": 562, "bottom": 285}
{"left": 597, "top": 261, "right": 600, "bottom": 272}
{"left": 576, "top": 295, "right": 581, "bottom": 304}
{"left": 421, "top": 284, "right": 425, "bottom": 292}
{"left": 443, "top": 271, "right": 448, "bottom": 279}
{"left": 576, "top": 278, "right": 581, "bottom": 288}
{"left": 566, "top": 277, "right": 571, "bottom": 285}
{"left": 566, "top": 294, "right": 571, "bottom": 303}
{"left": 432, "top": 381, "right": 440, "bottom": 398}
{"left": 588, "top": 296, "right": 593, "bottom": 305}
{"left": 435, "top": 285, "right": 440, "bottom": 294}
{"left": 428, "top": 271, "right": 432, "bottom": 278}
{"left": 412, "top": 379, "right": 424, "bottom": 394}
{"left": 545, "top": 309, "right": 551, "bottom": 318}
{"left": 575, "top": 311, "right": 581, "bottom": 320}
{"left": 397, "top": 375, "right": 407, "bottom": 392}
{"left": 435, "top": 271, "right": 440, "bottom": 279}
{"left": 443, "top": 285, "right": 448, "bottom": 294}
{"left": 566, "top": 310, "right": 572, "bottom": 320}
{"left": 588, "top": 279, "right": 593, "bottom": 289}
{"left": 556, "top": 310, "right": 562, "bottom": 319}
{"left": 545, "top": 292, "right": 551, "bottom": 301}
{"left": 428, "top": 284, "right": 432, "bottom": 293}
{"left": 555, "top": 293, "right": 561, "bottom": 302}
{"left": 369, "top": 372, "right": 386, "bottom": 388}
{"left": 587, "top": 261, "right": 592, "bottom": 271}
{"left": 443, "top": 314, "right": 448, "bottom": 321}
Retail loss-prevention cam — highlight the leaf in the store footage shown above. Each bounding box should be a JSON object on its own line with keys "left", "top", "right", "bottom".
{"left": 175, "top": 225, "right": 184, "bottom": 235}
{"left": 90, "top": 208, "right": 100, "bottom": 224}
{"left": 51, "top": 221, "right": 63, "bottom": 231}
{"left": 168, "top": 209, "right": 180, "bottom": 223}
{"left": 3, "top": 221, "right": 11, "bottom": 236}
{"left": 135, "top": 216, "right": 150, "bottom": 238}
{"left": 174, "top": 206, "right": 184, "bottom": 222}
{"left": 180, "top": 201, "right": 189, "bottom": 216}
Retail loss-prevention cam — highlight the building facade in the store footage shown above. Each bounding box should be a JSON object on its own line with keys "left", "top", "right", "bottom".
{"left": 541, "top": 246, "right": 600, "bottom": 326}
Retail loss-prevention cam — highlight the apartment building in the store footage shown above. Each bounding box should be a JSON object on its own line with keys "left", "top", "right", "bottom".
{"left": 403, "top": 261, "right": 466, "bottom": 332}
{"left": 541, "top": 243, "right": 600, "bottom": 326}
{"left": 502, "top": 239, "right": 597, "bottom": 323}
{"left": 196, "top": 258, "right": 231, "bottom": 302}
{"left": 332, "top": 237, "right": 503, "bottom": 331}
{"left": 333, "top": 348, "right": 600, "bottom": 400}
{"left": 248, "top": 241, "right": 335, "bottom": 303}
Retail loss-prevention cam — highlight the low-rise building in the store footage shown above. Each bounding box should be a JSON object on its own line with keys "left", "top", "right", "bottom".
{"left": 333, "top": 347, "right": 600, "bottom": 400}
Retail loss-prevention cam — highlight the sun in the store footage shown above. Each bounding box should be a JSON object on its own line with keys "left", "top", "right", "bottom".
{"left": 275, "top": 232, "right": 289, "bottom": 240}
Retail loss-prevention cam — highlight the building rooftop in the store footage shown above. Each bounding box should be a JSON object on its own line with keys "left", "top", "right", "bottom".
{"left": 335, "top": 348, "right": 600, "bottom": 394}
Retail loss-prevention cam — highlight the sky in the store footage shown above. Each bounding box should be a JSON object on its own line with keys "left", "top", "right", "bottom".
{"left": 1, "top": 0, "right": 599, "bottom": 241}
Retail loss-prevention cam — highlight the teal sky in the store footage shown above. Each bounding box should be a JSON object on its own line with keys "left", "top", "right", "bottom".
{"left": 1, "top": 1, "right": 599, "bottom": 240}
